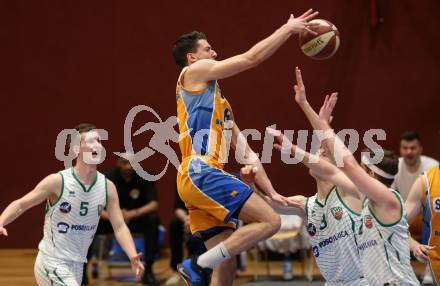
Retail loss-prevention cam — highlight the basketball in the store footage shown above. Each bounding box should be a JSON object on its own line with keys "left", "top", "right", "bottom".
{"left": 299, "top": 19, "right": 340, "bottom": 60}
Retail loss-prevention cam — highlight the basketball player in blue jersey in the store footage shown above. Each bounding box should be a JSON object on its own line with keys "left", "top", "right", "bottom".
{"left": 0, "top": 124, "right": 144, "bottom": 285}
{"left": 173, "top": 10, "right": 318, "bottom": 286}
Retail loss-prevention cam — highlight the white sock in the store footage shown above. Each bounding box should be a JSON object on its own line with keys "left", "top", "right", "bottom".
{"left": 196, "top": 242, "right": 231, "bottom": 269}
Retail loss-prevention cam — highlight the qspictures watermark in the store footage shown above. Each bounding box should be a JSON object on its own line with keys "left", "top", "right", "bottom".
{"left": 54, "top": 105, "right": 387, "bottom": 181}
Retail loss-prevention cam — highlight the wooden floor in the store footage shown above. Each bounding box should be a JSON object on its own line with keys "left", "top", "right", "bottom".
{"left": 0, "top": 249, "right": 426, "bottom": 285}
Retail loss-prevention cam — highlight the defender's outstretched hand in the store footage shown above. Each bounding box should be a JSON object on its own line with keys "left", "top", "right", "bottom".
{"left": 0, "top": 226, "right": 8, "bottom": 236}
{"left": 294, "top": 67, "right": 308, "bottom": 105}
{"left": 130, "top": 252, "right": 145, "bottom": 279}
{"left": 269, "top": 192, "right": 292, "bottom": 207}
{"left": 286, "top": 10, "right": 320, "bottom": 35}
{"left": 411, "top": 242, "right": 436, "bottom": 263}
{"left": 318, "top": 93, "right": 338, "bottom": 127}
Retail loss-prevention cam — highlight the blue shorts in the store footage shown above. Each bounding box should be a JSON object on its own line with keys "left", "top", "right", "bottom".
{"left": 177, "top": 157, "right": 253, "bottom": 234}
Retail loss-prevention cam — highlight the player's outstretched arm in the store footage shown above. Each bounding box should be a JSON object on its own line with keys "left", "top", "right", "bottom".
{"left": 231, "top": 122, "right": 290, "bottom": 206}
{"left": 240, "top": 166, "right": 307, "bottom": 217}
{"left": 0, "top": 173, "right": 61, "bottom": 236}
{"left": 263, "top": 193, "right": 307, "bottom": 218}
{"left": 317, "top": 95, "right": 401, "bottom": 213}
{"left": 188, "top": 10, "right": 319, "bottom": 82}
{"left": 106, "top": 180, "right": 144, "bottom": 278}
{"left": 268, "top": 128, "right": 360, "bottom": 199}
{"left": 293, "top": 66, "right": 329, "bottom": 131}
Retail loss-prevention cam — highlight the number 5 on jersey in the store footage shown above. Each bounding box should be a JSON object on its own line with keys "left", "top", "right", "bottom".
{"left": 80, "top": 202, "right": 89, "bottom": 216}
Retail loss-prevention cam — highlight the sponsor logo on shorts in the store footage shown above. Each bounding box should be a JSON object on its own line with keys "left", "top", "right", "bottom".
{"left": 230, "top": 190, "right": 238, "bottom": 198}
{"left": 57, "top": 222, "right": 69, "bottom": 234}
{"left": 59, "top": 202, "right": 71, "bottom": 214}
{"left": 307, "top": 223, "right": 317, "bottom": 236}
{"left": 364, "top": 215, "right": 373, "bottom": 229}
{"left": 358, "top": 239, "right": 378, "bottom": 251}
{"left": 331, "top": 207, "right": 343, "bottom": 220}
{"left": 435, "top": 230, "right": 440, "bottom": 237}
{"left": 312, "top": 246, "right": 319, "bottom": 257}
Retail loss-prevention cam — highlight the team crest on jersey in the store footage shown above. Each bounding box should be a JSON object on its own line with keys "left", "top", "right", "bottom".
{"left": 331, "top": 207, "right": 343, "bottom": 220}
{"left": 307, "top": 223, "right": 317, "bottom": 236}
{"left": 59, "top": 202, "right": 71, "bottom": 214}
{"left": 364, "top": 215, "right": 374, "bottom": 229}
{"left": 97, "top": 205, "right": 105, "bottom": 216}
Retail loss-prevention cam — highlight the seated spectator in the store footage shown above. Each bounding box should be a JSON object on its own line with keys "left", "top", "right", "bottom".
{"left": 83, "top": 153, "right": 160, "bottom": 285}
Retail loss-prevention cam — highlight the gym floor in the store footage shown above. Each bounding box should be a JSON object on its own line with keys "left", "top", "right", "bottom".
{"left": 0, "top": 249, "right": 426, "bottom": 285}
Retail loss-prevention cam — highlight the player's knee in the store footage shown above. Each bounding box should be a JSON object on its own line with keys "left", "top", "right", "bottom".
{"left": 267, "top": 213, "right": 281, "bottom": 236}
{"left": 261, "top": 211, "right": 281, "bottom": 238}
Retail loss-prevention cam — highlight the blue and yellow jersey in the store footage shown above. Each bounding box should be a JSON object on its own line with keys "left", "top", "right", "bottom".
{"left": 176, "top": 67, "right": 233, "bottom": 169}
{"left": 420, "top": 165, "right": 440, "bottom": 285}
{"left": 175, "top": 68, "right": 253, "bottom": 235}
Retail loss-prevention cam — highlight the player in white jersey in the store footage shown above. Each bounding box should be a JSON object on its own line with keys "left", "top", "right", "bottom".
{"left": 0, "top": 123, "right": 144, "bottom": 286}
{"left": 308, "top": 86, "right": 419, "bottom": 285}
{"left": 256, "top": 68, "right": 368, "bottom": 285}
{"left": 263, "top": 143, "right": 368, "bottom": 285}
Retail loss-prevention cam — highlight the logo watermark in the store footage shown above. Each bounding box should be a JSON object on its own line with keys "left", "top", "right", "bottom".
{"left": 54, "top": 105, "right": 387, "bottom": 181}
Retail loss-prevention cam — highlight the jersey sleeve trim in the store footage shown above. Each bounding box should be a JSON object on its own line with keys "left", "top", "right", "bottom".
{"left": 178, "top": 68, "right": 210, "bottom": 94}
{"left": 368, "top": 190, "right": 403, "bottom": 227}
{"left": 335, "top": 188, "right": 361, "bottom": 216}
{"left": 49, "top": 172, "right": 64, "bottom": 207}
{"left": 305, "top": 197, "right": 310, "bottom": 217}
{"left": 104, "top": 177, "right": 108, "bottom": 208}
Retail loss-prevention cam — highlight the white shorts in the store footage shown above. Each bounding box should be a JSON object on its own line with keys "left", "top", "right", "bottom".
{"left": 34, "top": 251, "right": 83, "bottom": 286}
{"left": 325, "top": 277, "right": 370, "bottom": 286}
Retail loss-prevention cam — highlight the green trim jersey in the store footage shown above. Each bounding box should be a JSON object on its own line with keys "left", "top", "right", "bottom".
{"left": 38, "top": 168, "right": 108, "bottom": 263}
{"left": 358, "top": 190, "right": 419, "bottom": 285}
{"left": 305, "top": 187, "right": 368, "bottom": 285}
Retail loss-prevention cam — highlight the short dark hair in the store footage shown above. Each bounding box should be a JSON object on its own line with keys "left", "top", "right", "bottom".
{"left": 400, "top": 131, "right": 420, "bottom": 142}
{"left": 67, "top": 123, "right": 97, "bottom": 149}
{"left": 363, "top": 148, "right": 398, "bottom": 187}
{"left": 75, "top": 123, "right": 97, "bottom": 134}
{"left": 172, "top": 31, "right": 207, "bottom": 67}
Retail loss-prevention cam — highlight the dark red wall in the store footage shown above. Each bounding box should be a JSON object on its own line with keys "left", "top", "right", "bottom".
{"left": 1, "top": 0, "right": 439, "bottom": 248}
